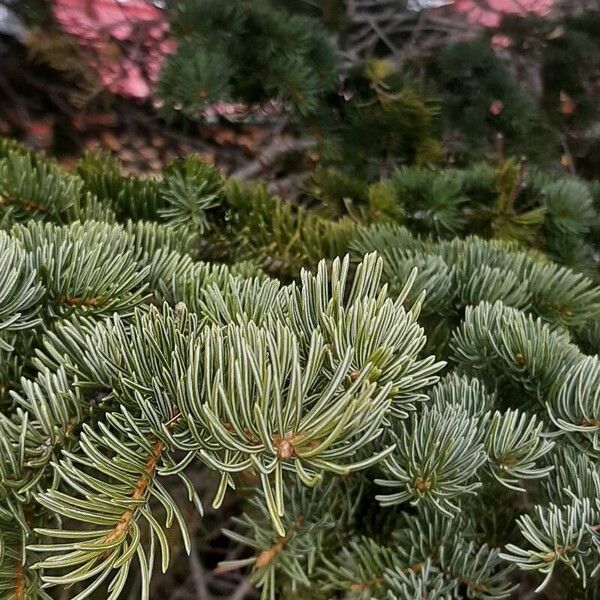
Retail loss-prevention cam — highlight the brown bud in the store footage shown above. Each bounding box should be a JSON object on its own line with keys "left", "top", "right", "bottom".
{"left": 276, "top": 439, "right": 295, "bottom": 460}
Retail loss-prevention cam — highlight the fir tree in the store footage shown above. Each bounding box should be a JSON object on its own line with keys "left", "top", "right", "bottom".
{"left": 0, "top": 139, "right": 599, "bottom": 600}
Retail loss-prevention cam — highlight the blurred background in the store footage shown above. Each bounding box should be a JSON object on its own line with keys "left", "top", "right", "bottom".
{"left": 1, "top": 0, "right": 600, "bottom": 189}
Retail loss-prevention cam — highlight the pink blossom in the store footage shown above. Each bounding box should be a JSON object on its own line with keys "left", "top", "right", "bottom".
{"left": 491, "top": 34, "right": 513, "bottom": 48}
{"left": 120, "top": 63, "right": 151, "bottom": 98}
{"left": 559, "top": 90, "right": 575, "bottom": 115}
{"left": 489, "top": 99, "right": 504, "bottom": 115}
{"left": 453, "top": 0, "right": 553, "bottom": 28}
{"left": 52, "top": 0, "right": 175, "bottom": 100}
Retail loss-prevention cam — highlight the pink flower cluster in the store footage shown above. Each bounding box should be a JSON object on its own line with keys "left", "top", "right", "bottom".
{"left": 52, "top": 0, "right": 175, "bottom": 99}
{"left": 453, "top": 0, "right": 554, "bottom": 28}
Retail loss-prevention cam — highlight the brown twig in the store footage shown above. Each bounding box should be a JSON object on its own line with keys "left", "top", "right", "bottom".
{"left": 105, "top": 437, "right": 165, "bottom": 544}
{"left": 62, "top": 295, "right": 100, "bottom": 307}
{"left": 13, "top": 556, "right": 25, "bottom": 600}
{"left": 0, "top": 195, "right": 48, "bottom": 214}
{"left": 542, "top": 523, "right": 600, "bottom": 563}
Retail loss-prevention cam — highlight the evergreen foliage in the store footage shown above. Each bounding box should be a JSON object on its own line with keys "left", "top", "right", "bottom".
{"left": 409, "top": 10, "right": 600, "bottom": 172}
{"left": 309, "top": 159, "right": 600, "bottom": 275}
{"left": 158, "top": 0, "right": 338, "bottom": 118}
{"left": 0, "top": 138, "right": 599, "bottom": 599}
{"left": 157, "top": 3, "right": 441, "bottom": 178}
{"left": 498, "top": 11, "right": 600, "bottom": 175}
{"left": 154, "top": 3, "right": 600, "bottom": 175}
{"left": 314, "top": 60, "right": 442, "bottom": 177}
{"left": 424, "top": 40, "right": 553, "bottom": 163}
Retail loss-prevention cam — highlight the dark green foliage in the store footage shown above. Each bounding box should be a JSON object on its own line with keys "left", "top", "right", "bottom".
{"left": 352, "top": 225, "right": 600, "bottom": 359}
{"left": 158, "top": 3, "right": 441, "bottom": 178}
{"left": 425, "top": 41, "right": 553, "bottom": 163}
{"left": 0, "top": 149, "right": 85, "bottom": 226}
{"left": 76, "top": 151, "right": 222, "bottom": 231}
{"left": 72, "top": 150, "right": 356, "bottom": 280}
{"left": 315, "top": 62, "right": 442, "bottom": 178}
{"left": 158, "top": 45, "right": 235, "bottom": 116}
{"left": 159, "top": 0, "right": 338, "bottom": 117}
{"left": 215, "top": 179, "right": 356, "bottom": 278}
{"left": 496, "top": 12, "right": 600, "bottom": 131}
{"left": 421, "top": 11, "right": 600, "bottom": 173}
{"left": 309, "top": 159, "right": 600, "bottom": 274}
